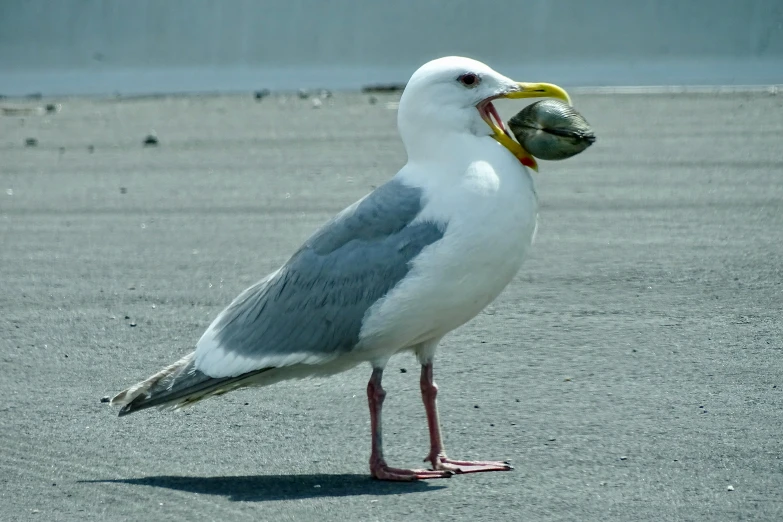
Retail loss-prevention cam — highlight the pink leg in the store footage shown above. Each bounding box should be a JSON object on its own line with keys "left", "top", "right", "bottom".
{"left": 367, "top": 368, "right": 452, "bottom": 481}
{"left": 421, "top": 363, "right": 514, "bottom": 474}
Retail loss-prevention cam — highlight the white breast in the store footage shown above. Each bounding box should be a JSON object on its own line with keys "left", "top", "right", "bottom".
{"left": 358, "top": 136, "right": 539, "bottom": 353}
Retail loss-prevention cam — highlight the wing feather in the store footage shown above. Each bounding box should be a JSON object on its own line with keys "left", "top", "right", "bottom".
{"left": 194, "top": 179, "right": 446, "bottom": 378}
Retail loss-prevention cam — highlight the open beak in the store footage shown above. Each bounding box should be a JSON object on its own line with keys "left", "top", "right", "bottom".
{"left": 478, "top": 82, "right": 571, "bottom": 171}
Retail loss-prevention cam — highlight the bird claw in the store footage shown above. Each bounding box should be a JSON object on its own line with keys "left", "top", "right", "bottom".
{"left": 371, "top": 463, "right": 453, "bottom": 481}
{"left": 425, "top": 453, "right": 514, "bottom": 474}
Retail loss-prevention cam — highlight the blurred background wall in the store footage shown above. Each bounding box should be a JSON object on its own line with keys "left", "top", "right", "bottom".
{"left": 1, "top": 0, "right": 782, "bottom": 96}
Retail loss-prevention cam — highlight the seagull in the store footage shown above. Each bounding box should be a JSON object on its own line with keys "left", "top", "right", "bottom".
{"left": 111, "top": 56, "right": 570, "bottom": 481}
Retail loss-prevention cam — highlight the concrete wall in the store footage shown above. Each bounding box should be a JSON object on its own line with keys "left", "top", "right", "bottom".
{"left": 1, "top": 0, "right": 782, "bottom": 95}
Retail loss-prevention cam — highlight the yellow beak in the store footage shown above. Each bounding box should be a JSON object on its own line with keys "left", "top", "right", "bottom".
{"left": 483, "top": 82, "right": 571, "bottom": 171}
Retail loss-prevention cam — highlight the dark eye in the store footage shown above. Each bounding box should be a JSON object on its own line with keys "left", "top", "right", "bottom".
{"left": 458, "top": 73, "right": 480, "bottom": 88}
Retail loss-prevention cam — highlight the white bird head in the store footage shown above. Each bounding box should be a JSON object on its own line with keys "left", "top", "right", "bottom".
{"left": 397, "top": 56, "right": 571, "bottom": 171}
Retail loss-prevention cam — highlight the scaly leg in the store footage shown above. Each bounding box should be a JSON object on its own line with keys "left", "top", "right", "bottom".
{"left": 420, "top": 363, "right": 513, "bottom": 474}
{"left": 367, "top": 367, "right": 452, "bottom": 481}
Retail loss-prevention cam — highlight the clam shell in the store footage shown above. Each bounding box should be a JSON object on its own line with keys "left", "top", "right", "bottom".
{"left": 508, "top": 99, "right": 595, "bottom": 160}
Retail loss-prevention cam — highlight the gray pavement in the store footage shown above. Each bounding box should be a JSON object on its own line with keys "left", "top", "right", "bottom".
{"left": 1, "top": 91, "right": 782, "bottom": 521}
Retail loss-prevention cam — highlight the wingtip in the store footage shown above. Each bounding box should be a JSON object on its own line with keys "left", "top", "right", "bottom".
{"left": 116, "top": 396, "right": 151, "bottom": 417}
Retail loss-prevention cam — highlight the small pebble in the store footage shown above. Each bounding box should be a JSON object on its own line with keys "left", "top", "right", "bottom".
{"left": 129, "top": 322, "right": 137, "bottom": 327}
{"left": 254, "top": 89, "right": 271, "bottom": 100}
{"left": 619, "top": 456, "right": 627, "bottom": 461}
{"left": 24, "top": 137, "right": 38, "bottom": 147}
{"left": 45, "top": 103, "right": 59, "bottom": 113}
{"left": 548, "top": 437, "right": 556, "bottom": 442}
{"left": 244, "top": 402, "right": 249, "bottom": 406}
{"left": 489, "top": 423, "right": 494, "bottom": 427}
{"left": 100, "top": 396, "right": 110, "bottom": 403}
{"left": 399, "top": 368, "right": 406, "bottom": 373}
{"left": 143, "top": 134, "right": 158, "bottom": 146}
{"left": 474, "top": 404, "right": 479, "bottom": 409}
{"left": 727, "top": 485, "right": 734, "bottom": 491}
{"left": 124, "top": 315, "right": 130, "bottom": 319}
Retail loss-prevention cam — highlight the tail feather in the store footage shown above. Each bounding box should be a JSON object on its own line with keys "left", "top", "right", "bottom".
{"left": 111, "top": 352, "right": 269, "bottom": 416}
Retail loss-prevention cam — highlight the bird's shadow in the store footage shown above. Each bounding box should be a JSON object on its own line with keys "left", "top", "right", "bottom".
{"left": 84, "top": 473, "right": 444, "bottom": 502}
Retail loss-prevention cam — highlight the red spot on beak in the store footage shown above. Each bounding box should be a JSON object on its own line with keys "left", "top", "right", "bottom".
{"left": 520, "top": 157, "right": 536, "bottom": 168}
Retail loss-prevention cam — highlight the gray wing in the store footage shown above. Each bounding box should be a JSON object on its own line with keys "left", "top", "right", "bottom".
{"left": 194, "top": 179, "right": 446, "bottom": 377}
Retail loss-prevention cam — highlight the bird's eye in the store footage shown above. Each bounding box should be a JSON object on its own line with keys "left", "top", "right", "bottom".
{"left": 458, "top": 73, "right": 480, "bottom": 88}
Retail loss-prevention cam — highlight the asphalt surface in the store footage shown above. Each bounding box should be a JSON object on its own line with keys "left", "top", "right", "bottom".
{"left": 1, "top": 90, "right": 782, "bottom": 521}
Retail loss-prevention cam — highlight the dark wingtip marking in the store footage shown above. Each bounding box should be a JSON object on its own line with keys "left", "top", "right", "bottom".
{"left": 115, "top": 367, "right": 275, "bottom": 417}
{"left": 117, "top": 399, "right": 149, "bottom": 417}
